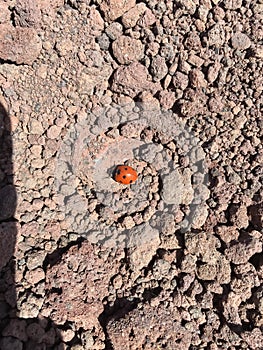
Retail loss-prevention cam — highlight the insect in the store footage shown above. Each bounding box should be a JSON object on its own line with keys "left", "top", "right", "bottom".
{"left": 113, "top": 165, "right": 138, "bottom": 185}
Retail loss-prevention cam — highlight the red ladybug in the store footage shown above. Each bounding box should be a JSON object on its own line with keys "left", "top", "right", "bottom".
{"left": 114, "top": 165, "right": 138, "bottom": 185}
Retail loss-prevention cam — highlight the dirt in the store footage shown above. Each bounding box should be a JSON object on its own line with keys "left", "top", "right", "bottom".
{"left": 0, "top": 0, "right": 262, "bottom": 349}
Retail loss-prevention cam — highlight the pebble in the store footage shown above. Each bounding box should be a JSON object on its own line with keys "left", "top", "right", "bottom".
{"left": 112, "top": 36, "right": 144, "bottom": 64}
{"left": 122, "top": 3, "right": 146, "bottom": 28}
{"left": 47, "top": 125, "right": 61, "bottom": 139}
{"left": 105, "top": 22, "right": 123, "bottom": 40}
{"left": 231, "top": 32, "right": 251, "bottom": 50}
{"left": 150, "top": 55, "right": 168, "bottom": 81}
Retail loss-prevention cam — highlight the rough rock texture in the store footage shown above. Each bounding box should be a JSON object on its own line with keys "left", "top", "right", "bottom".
{"left": 100, "top": 0, "right": 136, "bottom": 21}
{"left": 0, "top": 0, "right": 262, "bottom": 349}
{"left": 112, "top": 36, "right": 144, "bottom": 64}
{"left": 107, "top": 296, "right": 193, "bottom": 349}
{"left": 0, "top": 25, "right": 42, "bottom": 64}
{"left": 42, "top": 241, "right": 121, "bottom": 330}
{"left": 112, "top": 62, "right": 161, "bottom": 97}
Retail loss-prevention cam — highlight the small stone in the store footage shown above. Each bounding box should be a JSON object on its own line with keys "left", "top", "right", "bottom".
{"left": 197, "top": 263, "right": 217, "bottom": 280}
{"left": 139, "top": 91, "right": 160, "bottom": 111}
{"left": 111, "top": 62, "right": 161, "bottom": 97}
{"left": 100, "top": 0, "right": 136, "bottom": 21}
{"left": 207, "top": 61, "right": 221, "bottom": 83}
{"left": 229, "top": 204, "right": 249, "bottom": 229}
{"left": 185, "top": 31, "right": 202, "bottom": 50}
{"left": 127, "top": 223, "right": 160, "bottom": 275}
{"left": 27, "top": 251, "right": 46, "bottom": 270}
{"left": 150, "top": 55, "right": 168, "bottom": 81}
{"left": 36, "top": 64, "right": 48, "bottom": 79}
{"left": 88, "top": 7, "right": 104, "bottom": 35}
{"left": 30, "top": 157, "right": 45, "bottom": 168}
{"left": 18, "top": 294, "right": 44, "bottom": 318}
{"left": 172, "top": 72, "right": 189, "bottom": 90}
{"left": 225, "top": 238, "right": 262, "bottom": 264}
{"left": 55, "top": 39, "right": 74, "bottom": 56}
{"left": 216, "top": 226, "right": 239, "bottom": 243}
{"left": 207, "top": 23, "right": 226, "bottom": 47}
{"left": 137, "top": 8, "right": 156, "bottom": 27}
{"left": 105, "top": 22, "right": 123, "bottom": 40}
{"left": 161, "top": 169, "right": 193, "bottom": 205}
{"left": 231, "top": 32, "right": 251, "bottom": 50}
{"left": 66, "top": 105, "right": 78, "bottom": 116}
{"left": 96, "top": 33, "right": 110, "bottom": 50}
{"left": 191, "top": 204, "right": 209, "bottom": 229}
{"left": 112, "top": 36, "right": 144, "bottom": 64}
{"left": 28, "top": 119, "right": 44, "bottom": 135}
{"left": 61, "top": 329, "right": 75, "bottom": 342}
{"left": 47, "top": 125, "right": 61, "bottom": 139}
{"left": 159, "top": 90, "right": 176, "bottom": 110}
{"left": 122, "top": 216, "right": 135, "bottom": 229}
{"left": 122, "top": 3, "right": 146, "bottom": 28}
{"left": 25, "top": 267, "right": 45, "bottom": 285}
{"left": 190, "top": 68, "right": 207, "bottom": 88}
{"left": 224, "top": 0, "right": 242, "bottom": 9}
{"left": 14, "top": 0, "right": 41, "bottom": 28}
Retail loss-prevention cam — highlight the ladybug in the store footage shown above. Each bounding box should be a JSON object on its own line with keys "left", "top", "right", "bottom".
{"left": 114, "top": 165, "right": 138, "bottom": 185}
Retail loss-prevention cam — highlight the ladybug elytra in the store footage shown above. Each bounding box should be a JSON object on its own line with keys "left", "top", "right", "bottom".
{"left": 114, "top": 165, "right": 138, "bottom": 185}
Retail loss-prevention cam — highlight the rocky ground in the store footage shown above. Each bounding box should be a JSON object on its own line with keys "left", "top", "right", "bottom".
{"left": 0, "top": 0, "right": 262, "bottom": 349}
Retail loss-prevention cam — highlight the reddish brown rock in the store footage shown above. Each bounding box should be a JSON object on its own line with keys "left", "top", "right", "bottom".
{"left": 112, "top": 36, "right": 144, "bottom": 64}
{"left": 107, "top": 298, "right": 192, "bottom": 349}
{"left": 0, "top": 2, "right": 11, "bottom": 24}
{"left": 88, "top": 6, "right": 104, "bottom": 36}
{"left": 208, "top": 95, "right": 225, "bottom": 113}
{"left": 14, "top": 0, "right": 42, "bottom": 27}
{"left": 100, "top": 0, "right": 136, "bottom": 21}
{"left": 190, "top": 68, "right": 207, "bottom": 88}
{"left": 229, "top": 204, "right": 249, "bottom": 229}
{"left": 159, "top": 90, "right": 176, "bottom": 110}
{"left": 225, "top": 237, "right": 262, "bottom": 264}
{"left": 122, "top": 3, "right": 146, "bottom": 28}
{"left": 241, "top": 328, "right": 263, "bottom": 349}
{"left": 150, "top": 55, "right": 168, "bottom": 81}
{"left": 137, "top": 8, "right": 156, "bottom": 27}
{"left": 231, "top": 32, "right": 251, "bottom": 50}
{"left": 111, "top": 62, "right": 161, "bottom": 97}
{"left": 207, "top": 61, "right": 221, "bottom": 83}
{"left": 0, "top": 24, "right": 42, "bottom": 64}
{"left": 42, "top": 241, "right": 120, "bottom": 330}
{"left": 180, "top": 89, "right": 208, "bottom": 118}
{"left": 172, "top": 71, "right": 189, "bottom": 90}
{"left": 215, "top": 225, "right": 239, "bottom": 243}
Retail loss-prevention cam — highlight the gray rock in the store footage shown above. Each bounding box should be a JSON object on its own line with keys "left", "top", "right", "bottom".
{"left": 161, "top": 169, "right": 194, "bottom": 205}
{"left": 150, "top": 55, "right": 168, "bottom": 81}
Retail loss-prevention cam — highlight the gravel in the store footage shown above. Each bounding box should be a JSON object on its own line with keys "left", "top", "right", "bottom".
{"left": 0, "top": 0, "right": 262, "bottom": 349}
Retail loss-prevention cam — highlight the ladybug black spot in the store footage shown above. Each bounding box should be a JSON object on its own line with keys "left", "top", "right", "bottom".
{"left": 125, "top": 167, "right": 128, "bottom": 170}
{"left": 129, "top": 180, "right": 133, "bottom": 183}
{"left": 123, "top": 175, "right": 126, "bottom": 179}
{"left": 117, "top": 169, "right": 121, "bottom": 175}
